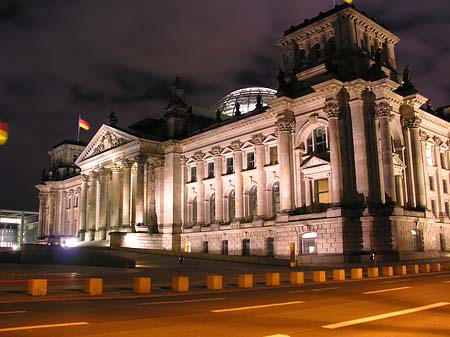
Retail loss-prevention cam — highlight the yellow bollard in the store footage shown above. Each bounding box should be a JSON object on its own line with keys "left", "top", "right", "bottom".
{"left": 290, "top": 271, "right": 304, "bottom": 285}
{"left": 395, "top": 265, "right": 407, "bottom": 276}
{"left": 172, "top": 275, "right": 189, "bottom": 292}
{"left": 382, "top": 266, "right": 393, "bottom": 277}
{"left": 431, "top": 263, "right": 441, "bottom": 272}
{"left": 419, "top": 264, "right": 430, "bottom": 273}
{"left": 367, "top": 267, "right": 379, "bottom": 278}
{"left": 332, "top": 269, "right": 345, "bottom": 281}
{"left": 133, "top": 277, "right": 151, "bottom": 294}
{"left": 238, "top": 274, "right": 253, "bottom": 288}
{"left": 408, "top": 264, "right": 419, "bottom": 274}
{"left": 27, "top": 279, "right": 47, "bottom": 296}
{"left": 207, "top": 275, "right": 223, "bottom": 290}
{"left": 85, "top": 278, "right": 103, "bottom": 295}
{"left": 312, "top": 271, "right": 326, "bottom": 283}
{"left": 351, "top": 268, "right": 363, "bottom": 280}
{"left": 265, "top": 273, "right": 280, "bottom": 286}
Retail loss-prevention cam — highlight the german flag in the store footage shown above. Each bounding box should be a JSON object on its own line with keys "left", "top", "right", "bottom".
{"left": 79, "top": 117, "right": 90, "bottom": 131}
{"left": 344, "top": 0, "right": 353, "bottom": 4}
{"left": 0, "top": 121, "right": 9, "bottom": 145}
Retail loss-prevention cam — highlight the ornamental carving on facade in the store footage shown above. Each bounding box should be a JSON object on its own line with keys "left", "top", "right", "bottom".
{"left": 153, "top": 158, "right": 165, "bottom": 168}
{"left": 433, "top": 136, "right": 443, "bottom": 146}
{"left": 90, "top": 131, "right": 128, "bottom": 157}
{"left": 211, "top": 146, "right": 222, "bottom": 156}
{"left": 375, "top": 101, "right": 392, "bottom": 119}
{"left": 323, "top": 100, "right": 340, "bottom": 119}
{"left": 90, "top": 171, "right": 99, "bottom": 180}
{"left": 180, "top": 155, "right": 188, "bottom": 165}
{"left": 419, "top": 130, "right": 429, "bottom": 142}
{"left": 251, "top": 133, "right": 265, "bottom": 145}
{"left": 134, "top": 154, "right": 148, "bottom": 165}
{"left": 111, "top": 163, "right": 122, "bottom": 172}
{"left": 231, "top": 140, "right": 242, "bottom": 151}
{"left": 121, "top": 159, "right": 133, "bottom": 168}
{"left": 401, "top": 116, "right": 421, "bottom": 130}
{"left": 81, "top": 174, "right": 90, "bottom": 182}
{"left": 276, "top": 116, "right": 296, "bottom": 133}
{"left": 193, "top": 151, "right": 205, "bottom": 161}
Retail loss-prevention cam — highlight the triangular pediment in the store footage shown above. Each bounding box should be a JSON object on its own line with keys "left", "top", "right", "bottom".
{"left": 301, "top": 155, "right": 330, "bottom": 169}
{"left": 76, "top": 124, "right": 137, "bottom": 164}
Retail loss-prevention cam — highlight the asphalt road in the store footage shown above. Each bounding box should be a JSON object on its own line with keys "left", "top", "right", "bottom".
{"left": 0, "top": 271, "right": 449, "bottom": 337}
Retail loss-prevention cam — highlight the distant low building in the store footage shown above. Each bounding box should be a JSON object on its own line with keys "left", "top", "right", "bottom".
{"left": 0, "top": 209, "right": 38, "bottom": 249}
{"left": 36, "top": 3, "right": 450, "bottom": 263}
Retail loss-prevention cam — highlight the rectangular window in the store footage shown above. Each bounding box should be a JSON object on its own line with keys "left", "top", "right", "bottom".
{"left": 247, "top": 151, "right": 255, "bottom": 170}
{"left": 441, "top": 153, "right": 446, "bottom": 169}
{"left": 302, "top": 238, "right": 317, "bottom": 254}
{"left": 429, "top": 176, "right": 434, "bottom": 191}
{"left": 431, "top": 200, "right": 437, "bottom": 217}
{"left": 242, "top": 239, "right": 250, "bottom": 256}
{"left": 202, "top": 241, "right": 208, "bottom": 254}
{"left": 190, "top": 166, "right": 197, "bottom": 182}
{"left": 443, "top": 180, "right": 448, "bottom": 194}
{"left": 66, "top": 198, "right": 71, "bottom": 209}
{"left": 269, "top": 146, "right": 278, "bottom": 165}
{"left": 266, "top": 237, "right": 274, "bottom": 257}
{"left": 207, "top": 162, "right": 214, "bottom": 179}
{"left": 426, "top": 147, "right": 433, "bottom": 166}
{"left": 74, "top": 197, "right": 79, "bottom": 208}
{"left": 315, "top": 178, "right": 329, "bottom": 204}
{"left": 314, "top": 127, "right": 327, "bottom": 153}
{"left": 445, "top": 202, "right": 450, "bottom": 217}
{"left": 221, "top": 240, "right": 228, "bottom": 255}
{"left": 226, "top": 157, "right": 234, "bottom": 174}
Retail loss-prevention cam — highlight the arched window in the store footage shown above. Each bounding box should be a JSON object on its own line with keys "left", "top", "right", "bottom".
{"left": 310, "top": 43, "right": 322, "bottom": 64}
{"left": 229, "top": 190, "right": 235, "bottom": 221}
{"left": 272, "top": 182, "right": 280, "bottom": 215}
{"left": 300, "top": 232, "right": 317, "bottom": 255}
{"left": 249, "top": 185, "right": 257, "bottom": 218}
{"left": 209, "top": 193, "right": 215, "bottom": 224}
{"left": 306, "top": 126, "right": 328, "bottom": 154}
{"left": 192, "top": 197, "right": 197, "bottom": 224}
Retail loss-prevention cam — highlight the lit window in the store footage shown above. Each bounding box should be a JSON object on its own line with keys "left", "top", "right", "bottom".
{"left": 411, "top": 229, "right": 422, "bottom": 251}
{"left": 272, "top": 182, "right": 280, "bottom": 215}
{"left": 301, "top": 232, "right": 317, "bottom": 254}
{"left": 247, "top": 151, "right": 255, "bottom": 170}
{"left": 207, "top": 162, "right": 214, "bottom": 179}
{"left": 269, "top": 146, "right": 278, "bottom": 165}
{"left": 426, "top": 146, "right": 433, "bottom": 166}
{"left": 209, "top": 193, "right": 215, "bottom": 224}
{"left": 228, "top": 190, "right": 235, "bottom": 221}
{"left": 226, "top": 157, "right": 234, "bottom": 174}
{"left": 315, "top": 179, "right": 329, "bottom": 204}
{"left": 249, "top": 185, "right": 257, "bottom": 218}
{"left": 190, "top": 166, "right": 197, "bottom": 182}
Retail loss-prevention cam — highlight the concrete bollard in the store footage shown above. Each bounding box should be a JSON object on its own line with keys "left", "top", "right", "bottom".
{"left": 333, "top": 269, "right": 345, "bottom": 281}
{"left": 172, "top": 275, "right": 189, "bottom": 292}
{"left": 290, "top": 271, "right": 304, "bottom": 285}
{"left": 27, "top": 279, "right": 47, "bottom": 296}
{"left": 431, "top": 263, "right": 441, "bottom": 272}
{"left": 313, "top": 271, "right": 326, "bottom": 283}
{"left": 265, "top": 273, "right": 280, "bottom": 286}
{"left": 238, "top": 274, "right": 253, "bottom": 288}
{"left": 408, "top": 264, "right": 419, "bottom": 274}
{"left": 133, "top": 277, "right": 151, "bottom": 294}
{"left": 351, "top": 268, "right": 363, "bottom": 280}
{"left": 85, "top": 278, "right": 103, "bottom": 295}
{"left": 395, "top": 265, "right": 407, "bottom": 276}
{"left": 382, "top": 266, "right": 394, "bottom": 277}
{"left": 207, "top": 275, "right": 223, "bottom": 290}
{"left": 442, "top": 262, "right": 450, "bottom": 271}
{"left": 419, "top": 264, "right": 430, "bottom": 273}
{"left": 367, "top": 267, "right": 379, "bottom": 278}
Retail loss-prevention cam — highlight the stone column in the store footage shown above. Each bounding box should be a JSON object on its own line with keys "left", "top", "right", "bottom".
{"left": 252, "top": 134, "right": 267, "bottom": 218}
{"left": 402, "top": 122, "right": 416, "bottom": 208}
{"left": 48, "top": 192, "right": 56, "bottom": 235}
{"left": 38, "top": 194, "right": 48, "bottom": 238}
{"left": 147, "top": 162, "right": 158, "bottom": 233}
{"left": 375, "top": 101, "right": 396, "bottom": 204}
{"left": 143, "top": 162, "right": 149, "bottom": 225}
{"left": 110, "top": 164, "right": 122, "bottom": 230}
{"left": 86, "top": 171, "right": 98, "bottom": 240}
{"left": 434, "top": 138, "right": 445, "bottom": 216}
{"left": 121, "top": 159, "right": 133, "bottom": 228}
{"left": 304, "top": 177, "right": 312, "bottom": 209}
{"left": 212, "top": 146, "right": 223, "bottom": 223}
{"left": 98, "top": 168, "right": 109, "bottom": 239}
{"left": 396, "top": 176, "right": 404, "bottom": 206}
{"left": 277, "top": 114, "right": 295, "bottom": 212}
{"left": 409, "top": 117, "right": 427, "bottom": 209}
{"left": 135, "top": 155, "right": 147, "bottom": 225}
{"left": 179, "top": 156, "right": 188, "bottom": 229}
{"left": 79, "top": 174, "right": 89, "bottom": 240}
{"left": 231, "top": 140, "right": 244, "bottom": 220}
{"left": 324, "top": 99, "right": 343, "bottom": 206}
{"left": 194, "top": 151, "right": 205, "bottom": 225}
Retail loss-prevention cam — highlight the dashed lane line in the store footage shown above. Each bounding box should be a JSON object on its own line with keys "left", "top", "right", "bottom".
{"left": 0, "top": 322, "right": 89, "bottom": 333}
{"left": 322, "top": 302, "right": 450, "bottom": 329}
{"left": 211, "top": 301, "right": 304, "bottom": 313}
{"left": 362, "top": 286, "right": 412, "bottom": 295}
{"left": 288, "top": 290, "right": 305, "bottom": 294}
{"left": 311, "top": 287, "right": 340, "bottom": 292}
{"left": 139, "top": 297, "right": 227, "bottom": 306}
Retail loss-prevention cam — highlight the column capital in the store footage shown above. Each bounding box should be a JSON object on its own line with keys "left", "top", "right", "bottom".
{"left": 180, "top": 155, "right": 188, "bottom": 165}
{"left": 419, "top": 129, "right": 429, "bottom": 142}
{"left": 193, "top": 151, "right": 205, "bottom": 161}
{"left": 323, "top": 99, "right": 341, "bottom": 119}
{"left": 111, "top": 163, "right": 122, "bottom": 172}
{"left": 211, "top": 146, "right": 222, "bottom": 156}
{"left": 152, "top": 158, "right": 165, "bottom": 168}
{"left": 81, "top": 174, "right": 90, "bottom": 183}
{"left": 90, "top": 171, "right": 99, "bottom": 180}
{"left": 401, "top": 116, "right": 421, "bottom": 130}
{"left": 98, "top": 167, "right": 110, "bottom": 177}
{"left": 251, "top": 133, "right": 265, "bottom": 145}
{"left": 231, "top": 140, "right": 242, "bottom": 152}
{"left": 134, "top": 154, "right": 148, "bottom": 165}
{"left": 121, "top": 159, "right": 134, "bottom": 168}
{"left": 375, "top": 101, "right": 392, "bottom": 119}
{"left": 276, "top": 116, "right": 295, "bottom": 133}
{"left": 433, "top": 136, "right": 443, "bottom": 146}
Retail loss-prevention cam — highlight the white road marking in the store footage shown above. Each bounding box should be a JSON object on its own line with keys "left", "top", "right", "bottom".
{"left": 0, "top": 322, "right": 89, "bottom": 333}
{"left": 436, "top": 274, "right": 450, "bottom": 278}
{"left": 264, "top": 335, "right": 290, "bottom": 337}
{"left": 363, "top": 286, "right": 412, "bottom": 295}
{"left": 311, "top": 287, "right": 340, "bottom": 292}
{"left": 379, "top": 279, "right": 412, "bottom": 284}
{"left": 288, "top": 290, "right": 305, "bottom": 294}
{"left": 444, "top": 281, "right": 450, "bottom": 283}
{"left": 139, "top": 297, "right": 226, "bottom": 306}
{"left": 322, "top": 302, "right": 450, "bottom": 329}
{"left": 211, "top": 301, "right": 304, "bottom": 313}
{"left": 0, "top": 311, "right": 26, "bottom": 315}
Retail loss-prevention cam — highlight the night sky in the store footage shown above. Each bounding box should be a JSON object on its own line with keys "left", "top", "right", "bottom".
{"left": 0, "top": 0, "right": 449, "bottom": 211}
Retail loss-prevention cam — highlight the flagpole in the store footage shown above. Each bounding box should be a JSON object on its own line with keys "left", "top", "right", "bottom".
{"left": 77, "top": 113, "right": 80, "bottom": 142}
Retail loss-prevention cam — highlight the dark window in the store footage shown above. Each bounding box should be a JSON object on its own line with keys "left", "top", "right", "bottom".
{"left": 210, "top": 193, "right": 215, "bottom": 224}
{"left": 441, "top": 153, "right": 446, "bottom": 169}
{"left": 266, "top": 237, "right": 274, "bottom": 257}
{"left": 429, "top": 176, "right": 434, "bottom": 191}
{"left": 242, "top": 239, "right": 250, "bottom": 256}
{"left": 310, "top": 43, "right": 322, "bottom": 64}
{"left": 247, "top": 151, "right": 255, "bottom": 170}
{"left": 202, "top": 241, "right": 208, "bottom": 254}
{"left": 314, "top": 127, "right": 327, "bottom": 153}
{"left": 269, "top": 146, "right": 278, "bottom": 165}
{"left": 229, "top": 190, "right": 235, "bottom": 221}
{"left": 249, "top": 185, "right": 257, "bottom": 218}
{"left": 307, "top": 134, "right": 313, "bottom": 154}
{"left": 192, "top": 197, "right": 197, "bottom": 224}
{"left": 411, "top": 229, "right": 423, "bottom": 251}
{"left": 226, "top": 157, "right": 234, "bottom": 174}
{"left": 431, "top": 200, "right": 437, "bottom": 217}
{"left": 443, "top": 180, "right": 448, "bottom": 194}
{"left": 207, "top": 162, "right": 214, "bottom": 179}
{"left": 445, "top": 202, "right": 450, "bottom": 217}
{"left": 221, "top": 240, "right": 228, "bottom": 255}
{"left": 272, "top": 182, "right": 280, "bottom": 215}
{"left": 300, "top": 232, "right": 317, "bottom": 255}
{"left": 190, "top": 166, "right": 197, "bottom": 182}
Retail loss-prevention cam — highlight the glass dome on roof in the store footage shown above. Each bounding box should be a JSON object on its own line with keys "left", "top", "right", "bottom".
{"left": 211, "top": 87, "right": 277, "bottom": 117}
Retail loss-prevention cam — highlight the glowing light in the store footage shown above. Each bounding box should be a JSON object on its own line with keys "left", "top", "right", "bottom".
{"left": 64, "top": 238, "right": 78, "bottom": 248}
{"left": 12, "top": 244, "right": 18, "bottom": 251}
{"left": 124, "top": 234, "right": 137, "bottom": 247}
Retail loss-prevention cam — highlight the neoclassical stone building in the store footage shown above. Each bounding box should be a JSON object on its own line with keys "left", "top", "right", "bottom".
{"left": 37, "top": 3, "right": 450, "bottom": 262}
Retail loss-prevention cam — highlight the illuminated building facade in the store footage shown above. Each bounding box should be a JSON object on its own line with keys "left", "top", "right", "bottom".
{"left": 36, "top": 4, "right": 450, "bottom": 262}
